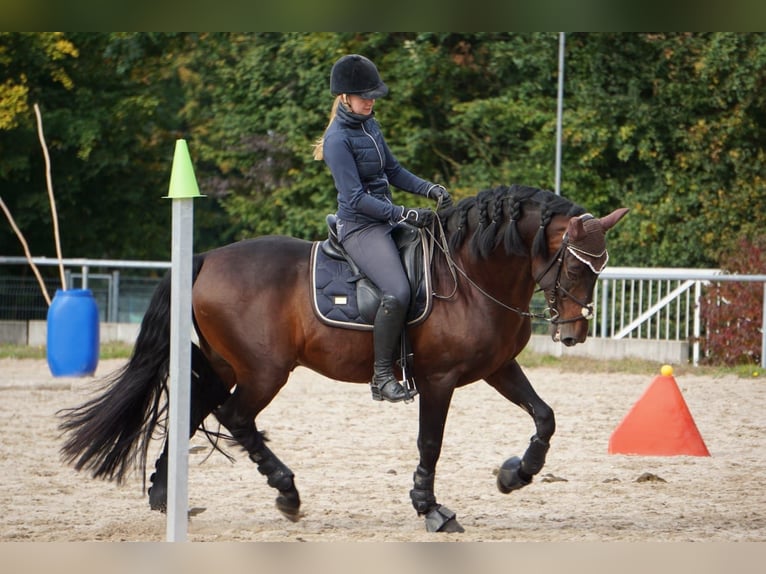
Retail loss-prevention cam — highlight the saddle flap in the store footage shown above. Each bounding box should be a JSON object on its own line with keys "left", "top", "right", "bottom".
{"left": 310, "top": 223, "right": 433, "bottom": 330}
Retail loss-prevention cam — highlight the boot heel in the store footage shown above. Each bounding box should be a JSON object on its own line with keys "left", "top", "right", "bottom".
{"left": 370, "top": 383, "right": 383, "bottom": 401}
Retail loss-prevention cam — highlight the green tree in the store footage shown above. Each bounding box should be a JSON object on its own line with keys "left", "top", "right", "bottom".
{"left": 1, "top": 32, "right": 203, "bottom": 260}
{"left": 562, "top": 33, "right": 766, "bottom": 267}
{"left": 2, "top": 33, "right": 765, "bottom": 271}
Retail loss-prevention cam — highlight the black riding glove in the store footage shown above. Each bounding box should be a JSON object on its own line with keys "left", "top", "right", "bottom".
{"left": 427, "top": 184, "right": 453, "bottom": 209}
{"left": 400, "top": 207, "right": 434, "bottom": 228}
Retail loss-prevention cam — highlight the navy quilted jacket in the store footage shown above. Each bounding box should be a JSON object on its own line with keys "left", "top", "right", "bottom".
{"left": 323, "top": 104, "right": 436, "bottom": 224}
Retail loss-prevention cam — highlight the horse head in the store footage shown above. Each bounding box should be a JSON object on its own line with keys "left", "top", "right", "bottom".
{"left": 535, "top": 207, "right": 629, "bottom": 346}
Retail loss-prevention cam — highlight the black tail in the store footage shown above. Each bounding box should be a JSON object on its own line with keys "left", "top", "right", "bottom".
{"left": 58, "top": 255, "right": 206, "bottom": 483}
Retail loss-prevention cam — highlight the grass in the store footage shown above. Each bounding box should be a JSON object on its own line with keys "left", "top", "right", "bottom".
{"left": 0, "top": 342, "right": 760, "bottom": 379}
{"left": 515, "top": 348, "right": 762, "bottom": 379}
{"left": 0, "top": 342, "right": 134, "bottom": 360}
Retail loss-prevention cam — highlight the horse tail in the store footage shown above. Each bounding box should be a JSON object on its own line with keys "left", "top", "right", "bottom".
{"left": 58, "top": 254, "right": 207, "bottom": 483}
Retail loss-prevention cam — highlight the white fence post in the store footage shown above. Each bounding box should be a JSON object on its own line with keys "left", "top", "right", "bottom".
{"left": 693, "top": 280, "right": 702, "bottom": 367}
{"left": 762, "top": 283, "right": 766, "bottom": 369}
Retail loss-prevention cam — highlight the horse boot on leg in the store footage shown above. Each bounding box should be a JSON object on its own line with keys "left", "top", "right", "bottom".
{"left": 371, "top": 294, "right": 415, "bottom": 403}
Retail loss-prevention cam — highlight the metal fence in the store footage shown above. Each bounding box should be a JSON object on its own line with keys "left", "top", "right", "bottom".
{"left": 0, "top": 256, "right": 170, "bottom": 323}
{"left": 593, "top": 267, "right": 766, "bottom": 367}
{"left": 2, "top": 256, "right": 765, "bottom": 367}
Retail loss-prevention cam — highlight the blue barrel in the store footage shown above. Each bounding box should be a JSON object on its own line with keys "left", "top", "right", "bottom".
{"left": 47, "top": 289, "right": 100, "bottom": 377}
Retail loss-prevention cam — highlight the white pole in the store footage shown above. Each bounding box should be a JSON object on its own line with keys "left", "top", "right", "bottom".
{"left": 693, "top": 280, "right": 702, "bottom": 366}
{"left": 166, "top": 197, "right": 194, "bottom": 541}
{"left": 555, "top": 32, "right": 565, "bottom": 196}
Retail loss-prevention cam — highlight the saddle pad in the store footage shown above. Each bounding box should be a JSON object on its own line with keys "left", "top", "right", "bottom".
{"left": 310, "top": 242, "right": 431, "bottom": 331}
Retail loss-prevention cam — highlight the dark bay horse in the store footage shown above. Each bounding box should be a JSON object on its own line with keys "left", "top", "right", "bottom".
{"left": 59, "top": 184, "right": 628, "bottom": 533}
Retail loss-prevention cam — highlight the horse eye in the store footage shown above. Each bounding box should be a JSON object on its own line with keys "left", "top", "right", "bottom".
{"left": 564, "top": 259, "right": 584, "bottom": 280}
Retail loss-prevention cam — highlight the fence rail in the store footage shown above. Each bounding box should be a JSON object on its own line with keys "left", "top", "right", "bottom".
{"left": 0, "top": 256, "right": 170, "bottom": 323}
{"left": 592, "top": 267, "right": 766, "bottom": 367}
{"left": 2, "top": 256, "right": 765, "bottom": 367}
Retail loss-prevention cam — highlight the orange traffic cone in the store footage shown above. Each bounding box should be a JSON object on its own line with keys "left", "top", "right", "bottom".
{"left": 608, "top": 365, "right": 710, "bottom": 456}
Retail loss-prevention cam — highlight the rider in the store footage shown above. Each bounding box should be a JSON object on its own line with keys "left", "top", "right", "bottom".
{"left": 313, "top": 54, "right": 452, "bottom": 403}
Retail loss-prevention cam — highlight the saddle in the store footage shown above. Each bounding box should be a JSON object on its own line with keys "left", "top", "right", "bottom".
{"left": 310, "top": 214, "right": 433, "bottom": 330}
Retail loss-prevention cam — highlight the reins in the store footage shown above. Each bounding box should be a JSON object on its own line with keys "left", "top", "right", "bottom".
{"left": 424, "top": 212, "right": 597, "bottom": 325}
{"left": 424, "top": 216, "right": 552, "bottom": 321}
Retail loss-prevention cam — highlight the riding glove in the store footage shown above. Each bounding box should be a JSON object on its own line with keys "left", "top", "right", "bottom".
{"left": 400, "top": 207, "right": 434, "bottom": 228}
{"left": 428, "top": 184, "right": 453, "bottom": 209}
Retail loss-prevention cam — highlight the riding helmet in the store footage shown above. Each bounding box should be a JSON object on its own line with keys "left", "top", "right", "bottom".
{"left": 330, "top": 54, "right": 389, "bottom": 99}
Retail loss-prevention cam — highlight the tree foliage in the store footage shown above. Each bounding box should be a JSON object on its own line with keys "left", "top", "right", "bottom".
{"left": 1, "top": 33, "right": 764, "bottom": 269}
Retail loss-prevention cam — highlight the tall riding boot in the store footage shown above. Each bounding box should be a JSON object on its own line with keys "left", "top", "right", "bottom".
{"left": 371, "top": 294, "right": 412, "bottom": 403}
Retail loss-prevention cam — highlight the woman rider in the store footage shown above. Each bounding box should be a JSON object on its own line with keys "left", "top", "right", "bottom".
{"left": 313, "top": 54, "right": 451, "bottom": 403}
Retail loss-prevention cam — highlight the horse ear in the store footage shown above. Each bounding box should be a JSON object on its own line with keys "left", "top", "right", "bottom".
{"left": 598, "top": 207, "right": 629, "bottom": 233}
{"left": 567, "top": 215, "right": 587, "bottom": 241}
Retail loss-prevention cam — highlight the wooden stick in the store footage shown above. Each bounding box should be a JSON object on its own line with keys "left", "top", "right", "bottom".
{"left": 33, "top": 103, "right": 66, "bottom": 291}
{"left": 0, "top": 196, "right": 52, "bottom": 306}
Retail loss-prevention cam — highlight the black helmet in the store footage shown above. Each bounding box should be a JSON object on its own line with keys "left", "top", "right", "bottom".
{"left": 330, "top": 54, "right": 389, "bottom": 99}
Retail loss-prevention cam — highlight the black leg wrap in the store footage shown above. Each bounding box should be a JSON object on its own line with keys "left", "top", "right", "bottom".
{"left": 250, "top": 444, "right": 302, "bottom": 522}
{"left": 410, "top": 465, "right": 436, "bottom": 515}
{"left": 250, "top": 446, "right": 295, "bottom": 492}
{"left": 520, "top": 434, "right": 550, "bottom": 477}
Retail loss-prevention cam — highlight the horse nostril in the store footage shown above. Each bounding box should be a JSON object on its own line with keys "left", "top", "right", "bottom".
{"left": 562, "top": 337, "right": 577, "bottom": 347}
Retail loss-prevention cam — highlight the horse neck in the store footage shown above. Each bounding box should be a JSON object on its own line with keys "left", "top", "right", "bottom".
{"left": 519, "top": 210, "right": 570, "bottom": 279}
{"left": 432, "top": 197, "right": 570, "bottom": 300}
{"left": 432, "top": 220, "right": 536, "bottom": 302}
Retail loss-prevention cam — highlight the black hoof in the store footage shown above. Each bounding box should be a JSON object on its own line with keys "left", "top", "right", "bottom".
{"left": 439, "top": 517, "right": 465, "bottom": 533}
{"left": 424, "top": 505, "right": 465, "bottom": 533}
{"left": 148, "top": 473, "right": 167, "bottom": 512}
{"left": 276, "top": 491, "right": 303, "bottom": 522}
{"left": 497, "top": 456, "right": 532, "bottom": 494}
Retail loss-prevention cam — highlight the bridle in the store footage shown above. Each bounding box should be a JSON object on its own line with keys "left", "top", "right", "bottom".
{"left": 426, "top": 214, "right": 606, "bottom": 325}
{"left": 533, "top": 233, "right": 602, "bottom": 325}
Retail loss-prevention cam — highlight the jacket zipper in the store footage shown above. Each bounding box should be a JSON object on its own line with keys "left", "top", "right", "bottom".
{"left": 361, "top": 122, "right": 384, "bottom": 170}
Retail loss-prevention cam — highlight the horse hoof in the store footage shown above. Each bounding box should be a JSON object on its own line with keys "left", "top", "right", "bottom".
{"left": 424, "top": 505, "right": 464, "bottom": 533}
{"left": 148, "top": 485, "right": 167, "bottom": 512}
{"left": 276, "top": 492, "right": 303, "bottom": 522}
{"left": 149, "top": 501, "right": 166, "bottom": 513}
{"left": 439, "top": 517, "right": 465, "bottom": 533}
{"left": 497, "top": 456, "right": 531, "bottom": 494}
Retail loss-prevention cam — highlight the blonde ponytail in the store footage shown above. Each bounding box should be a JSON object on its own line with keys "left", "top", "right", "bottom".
{"left": 312, "top": 95, "right": 344, "bottom": 161}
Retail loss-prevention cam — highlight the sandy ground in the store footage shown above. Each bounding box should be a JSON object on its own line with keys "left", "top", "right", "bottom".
{"left": 0, "top": 357, "right": 764, "bottom": 543}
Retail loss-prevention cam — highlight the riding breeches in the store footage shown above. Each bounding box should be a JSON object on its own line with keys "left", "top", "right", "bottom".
{"left": 337, "top": 219, "right": 411, "bottom": 309}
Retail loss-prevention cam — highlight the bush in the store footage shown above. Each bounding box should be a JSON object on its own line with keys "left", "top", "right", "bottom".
{"left": 700, "top": 236, "right": 765, "bottom": 366}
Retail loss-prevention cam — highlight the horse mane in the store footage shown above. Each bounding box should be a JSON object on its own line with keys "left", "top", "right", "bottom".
{"left": 440, "top": 184, "right": 587, "bottom": 260}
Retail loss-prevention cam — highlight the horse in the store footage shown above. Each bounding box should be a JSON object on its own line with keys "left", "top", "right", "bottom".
{"left": 58, "top": 184, "right": 628, "bottom": 534}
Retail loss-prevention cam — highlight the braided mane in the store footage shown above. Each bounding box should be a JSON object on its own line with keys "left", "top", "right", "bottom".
{"left": 440, "top": 184, "right": 586, "bottom": 260}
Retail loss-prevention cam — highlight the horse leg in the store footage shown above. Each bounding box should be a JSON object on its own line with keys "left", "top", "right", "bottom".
{"left": 212, "top": 377, "right": 302, "bottom": 522}
{"left": 409, "top": 384, "right": 465, "bottom": 533}
{"left": 486, "top": 361, "right": 555, "bottom": 494}
{"left": 148, "top": 344, "right": 232, "bottom": 511}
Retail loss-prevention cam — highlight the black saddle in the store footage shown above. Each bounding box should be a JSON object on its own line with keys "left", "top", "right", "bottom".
{"left": 310, "top": 214, "right": 432, "bottom": 330}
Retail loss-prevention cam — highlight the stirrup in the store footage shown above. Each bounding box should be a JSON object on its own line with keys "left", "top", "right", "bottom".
{"left": 370, "top": 377, "right": 414, "bottom": 404}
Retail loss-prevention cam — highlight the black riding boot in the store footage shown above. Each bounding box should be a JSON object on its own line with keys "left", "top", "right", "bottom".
{"left": 371, "top": 295, "right": 412, "bottom": 403}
